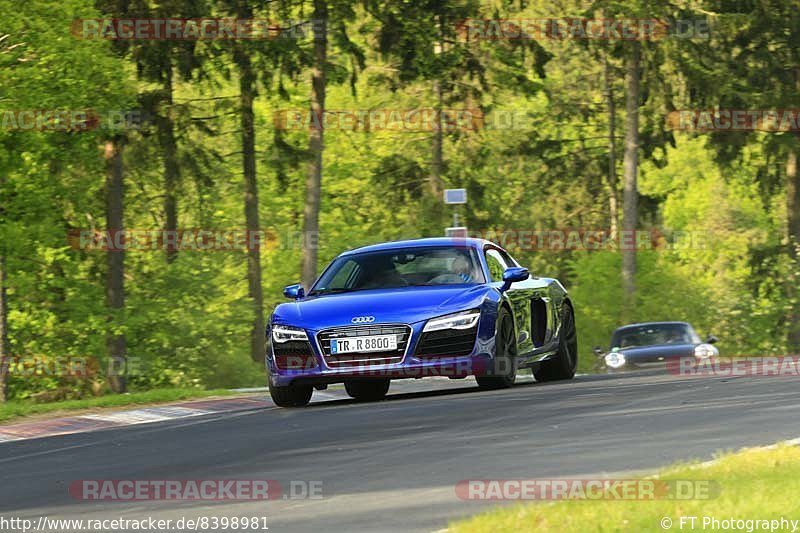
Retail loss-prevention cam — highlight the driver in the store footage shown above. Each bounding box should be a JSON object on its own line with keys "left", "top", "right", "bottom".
{"left": 666, "top": 329, "right": 689, "bottom": 344}
{"left": 451, "top": 253, "right": 473, "bottom": 283}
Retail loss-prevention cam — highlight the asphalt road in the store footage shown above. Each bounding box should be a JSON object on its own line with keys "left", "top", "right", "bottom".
{"left": 2, "top": 370, "right": 799, "bottom": 533}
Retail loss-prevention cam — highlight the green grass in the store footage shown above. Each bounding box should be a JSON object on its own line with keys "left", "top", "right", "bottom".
{"left": 450, "top": 444, "right": 800, "bottom": 532}
{"left": 0, "top": 388, "right": 236, "bottom": 424}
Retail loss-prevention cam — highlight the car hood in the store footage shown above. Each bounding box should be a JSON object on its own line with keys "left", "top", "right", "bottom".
{"left": 272, "top": 285, "right": 491, "bottom": 331}
{"left": 617, "top": 344, "right": 696, "bottom": 362}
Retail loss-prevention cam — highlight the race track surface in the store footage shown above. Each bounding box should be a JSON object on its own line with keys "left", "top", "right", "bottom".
{"left": 2, "top": 371, "right": 798, "bottom": 532}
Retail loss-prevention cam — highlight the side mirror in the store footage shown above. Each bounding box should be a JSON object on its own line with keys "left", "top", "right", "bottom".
{"left": 705, "top": 335, "right": 718, "bottom": 344}
{"left": 500, "top": 267, "right": 529, "bottom": 292}
{"left": 593, "top": 346, "right": 604, "bottom": 357}
{"left": 283, "top": 284, "right": 305, "bottom": 299}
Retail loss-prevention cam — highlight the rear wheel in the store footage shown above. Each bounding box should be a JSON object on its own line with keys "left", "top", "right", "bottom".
{"left": 269, "top": 382, "right": 313, "bottom": 407}
{"left": 534, "top": 302, "right": 577, "bottom": 382}
{"left": 344, "top": 379, "right": 390, "bottom": 402}
{"left": 476, "top": 307, "right": 517, "bottom": 390}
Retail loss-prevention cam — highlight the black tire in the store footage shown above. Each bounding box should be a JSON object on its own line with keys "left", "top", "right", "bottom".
{"left": 534, "top": 302, "right": 578, "bottom": 382}
{"left": 476, "top": 306, "right": 517, "bottom": 390}
{"left": 344, "top": 379, "right": 390, "bottom": 402}
{"left": 269, "top": 381, "right": 313, "bottom": 407}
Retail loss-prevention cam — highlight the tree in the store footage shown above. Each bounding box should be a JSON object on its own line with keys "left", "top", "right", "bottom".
{"left": 371, "top": 0, "right": 551, "bottom": 234}
{"left": 0, "top": 249, "right": 7, "bottom": 402}
{"left": 621, "top": 41, "right": 640, "bottom": 315}
{"left": 95, "top": 0, "right": 211, "bottom": 264}
{"left": 231, "top": 2, "right": 266, "bottom": 363}
{"left": 104, "top": 136, "right": 126, "bottom": 393}
{"left": 0, "top": 31, "right": 18, "bottom": 401}
{"left": 0, "top": 0, "right": 136, "bottom": 399}
{"left": 297, "top": 0, "right": 365, "bottom": 286}
{"left": 679, "top": 0, "right": 800, "bottom": 352}
{"left": 213, "top": 0, "right": 311, "bottom": 362}
{"left": 300, "top": 0, "right": 328, "bottom": 289}
{"left": 604, "top": 57, "right": 619, "bottom": 242}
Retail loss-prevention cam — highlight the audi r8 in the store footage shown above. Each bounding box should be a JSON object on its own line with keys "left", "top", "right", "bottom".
{"left": 266, "top": 238, "right": 577, "bottom": 407}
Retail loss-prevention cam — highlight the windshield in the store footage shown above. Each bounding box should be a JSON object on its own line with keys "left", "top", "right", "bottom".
{"left": 610, "top": 323, "right": 700, "bottom": 349}
{"left": 310, "top": 246, "right": 485, "bottom": 295}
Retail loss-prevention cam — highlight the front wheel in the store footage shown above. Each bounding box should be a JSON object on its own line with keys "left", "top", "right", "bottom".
{"left": 534, "top": 302, "right": 577, "bottom": 382}
{"left": 476, "top": 307, "right": 517, "bottom": 390}
{"left": 344, "top": 379, "right": 390, "bottom": 402}
{"left": 269, "top": 381, "right": 313, "bottom": 407}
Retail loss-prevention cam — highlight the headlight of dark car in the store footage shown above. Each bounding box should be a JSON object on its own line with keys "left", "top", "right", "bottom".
{"left": 694, "top": 343, "right": 718, "bottom": 359}
{"left": 604, "top": 351, "right": 626, "bottom": 369}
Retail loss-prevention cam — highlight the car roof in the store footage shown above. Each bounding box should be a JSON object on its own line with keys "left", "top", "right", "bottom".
{"left": 340, "top": 237, "right": 494, "bottom": 256}
{"left": 613, "top": 321, "right": 692, "bottom": 332}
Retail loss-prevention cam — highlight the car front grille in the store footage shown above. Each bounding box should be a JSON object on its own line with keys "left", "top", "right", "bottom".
{"left": 317, "top": 324, "right": 410, "bottom": 367}
{"left": 272, "top": 340, "right": 317, "bottom": 370}
{"left": 414, "top": 326, "right": 478, "bottom": 358}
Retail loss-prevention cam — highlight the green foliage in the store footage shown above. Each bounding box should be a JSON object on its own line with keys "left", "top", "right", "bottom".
{"left": 1, "top": 0, "right": 797, "bottom": 400}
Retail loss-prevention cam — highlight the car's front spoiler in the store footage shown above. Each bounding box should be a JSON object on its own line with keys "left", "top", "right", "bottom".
{"left": 268, "top": 354, "right": 496, "bottom": 387}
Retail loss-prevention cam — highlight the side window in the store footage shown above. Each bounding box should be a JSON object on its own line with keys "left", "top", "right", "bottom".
{"left": 328, "top": 259, "right": 360, "bottom": 289}
{"left": 484, "top": 249, "right": 508, "bottom": 283}
{"left": 498, "top": 249, "right": 518, "bottom": 267}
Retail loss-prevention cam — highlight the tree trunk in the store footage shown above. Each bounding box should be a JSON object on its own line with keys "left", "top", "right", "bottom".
{"left": 431, "top": 79, "right": 444, "bottom": 198}
{"left": 300, "top": 0, "right": 327, "bottom": 289}
{"left": 159, "top": 65, "right": 180, "bottom": 264}
{"left": 428, "top": 15, "right": 446, "bottom": 232}
{"left": 105, "top": 137, "right": 126, "bottom": 393}
{"left": 0, "top": 247, "right": 8, "bottom": 403}
{"left": 0, "top": 160, "right": 6, "bottom": 401}
{"left": 621, "top": 42, "right": 640, "bottom": 317}
{"left": 786, "top": 141, "right": 800, "bottom": 353}
{"left": 604, "top": 58, "right": 619, "bottom": 241}
{"left": 0, "top": 161, "right": 7, "bottom": 400}
{"left": 235, "top": 39, "right": 265, "bottom": 363}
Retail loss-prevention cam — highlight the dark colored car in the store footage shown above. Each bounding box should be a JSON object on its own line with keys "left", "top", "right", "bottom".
{"left": 594, "top": 321, "right": 719, "bottom": 371}
{"left": 266, "top": 238, "right": 578, "bottom": 407}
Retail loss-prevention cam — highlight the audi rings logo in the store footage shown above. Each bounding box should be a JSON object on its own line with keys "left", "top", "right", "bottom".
{"left": 351, "top": 316, "right": 375, "bottom": 324}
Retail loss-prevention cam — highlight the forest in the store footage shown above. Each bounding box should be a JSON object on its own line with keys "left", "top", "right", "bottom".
{"left": 1, "top": 0, "right": 798, "bottom": 401}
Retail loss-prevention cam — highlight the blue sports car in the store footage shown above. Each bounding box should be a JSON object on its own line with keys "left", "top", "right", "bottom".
{"left": 266, "top": 238, "right": 577, "bottom": 406}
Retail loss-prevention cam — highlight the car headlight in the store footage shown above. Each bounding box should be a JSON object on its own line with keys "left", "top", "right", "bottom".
{"left": 604, "top": 352, "right": 626, "bottom": 369}
{"left": 272, "top": 324, "right": 309, "bottom": 343}
{"left": 423, "top": 310, "right": 481, "bottom": 333}
{"left": 694, "top": 343, "right": 718, "bottom": 359}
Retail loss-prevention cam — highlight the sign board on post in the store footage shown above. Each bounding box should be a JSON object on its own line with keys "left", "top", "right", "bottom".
{"left": 445, "top": 227, "right": 468, "bottom": 238}
{"left": 443, "top": 189, "right": 467, "bottom": 204}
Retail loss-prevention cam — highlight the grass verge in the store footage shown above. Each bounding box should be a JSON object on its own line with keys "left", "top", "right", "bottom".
{"left": 0, "top": 388, "right": 236, "bottom": 424}
{"left": 450, "top": 444, "right": 800, "bottom": 532}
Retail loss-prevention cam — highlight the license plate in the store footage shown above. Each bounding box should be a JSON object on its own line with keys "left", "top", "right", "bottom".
{"left": 330, "top": 335, "right": 398, "bottom": 354}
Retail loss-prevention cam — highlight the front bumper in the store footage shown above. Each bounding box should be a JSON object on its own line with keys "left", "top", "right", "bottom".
{"left": 267, "top": 321, "right": 495, "bottom": 387}
{"left": 604, "top": 356, "right": 709, "bottom": 374}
